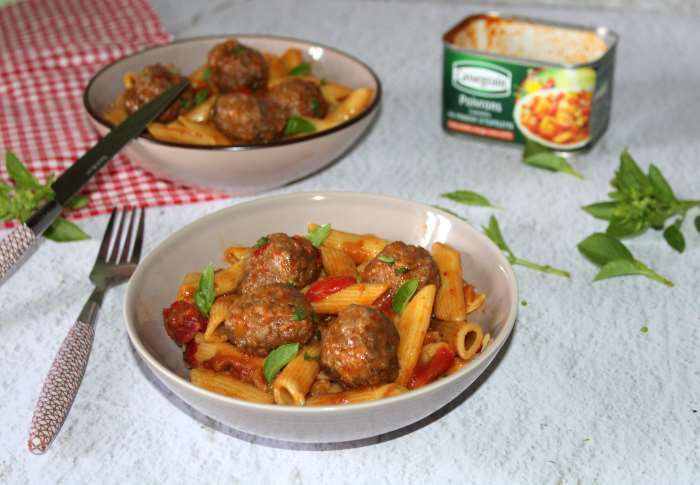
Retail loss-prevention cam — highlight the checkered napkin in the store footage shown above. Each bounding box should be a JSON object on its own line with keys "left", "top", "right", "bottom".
{"left": 0, "top": 0, "right": 228, "bottom": 228}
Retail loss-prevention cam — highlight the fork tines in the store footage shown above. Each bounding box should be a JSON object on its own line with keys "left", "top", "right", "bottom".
{"left": 99, "top": 208, "right": 145, "bottom": 265}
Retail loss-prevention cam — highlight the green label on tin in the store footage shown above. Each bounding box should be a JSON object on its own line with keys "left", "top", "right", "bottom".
{"left": 443, "top": 48, "right": 606, "bottom": 150}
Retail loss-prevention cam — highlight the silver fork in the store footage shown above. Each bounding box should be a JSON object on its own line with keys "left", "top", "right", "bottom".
{"left": 27, "top": 208, "right": 145, "bottom": 454}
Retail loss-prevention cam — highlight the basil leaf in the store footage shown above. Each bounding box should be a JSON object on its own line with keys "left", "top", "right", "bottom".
{"left": 284, "top": 116, "right": 316, "bottom": 136}
{"left": 394, "top": 267, "right": 409, "bottom": 275}
{"left": 482, "top": 216, "right": 512, "bottom": 257}
{"left": 194, "top": 264, "right": 215, "bottom": 316}
{"left": 0, "top": 181, "right": 11, "bottom": 198}
{"left": 577, "top": 233, "right": 634, "bottom": 266}
{"left": 6, "top": 152, "right": 41, "bottom": 190}
{"left": 291, "top": 305, "right": 307, "bottom": 321}
{"left": 377, "top": 255, "right": 394, "bottom": 264}
{"left": 594, "top": 259, "right": 673, "bottom": 287}
{"left": 431, "top": 205, "right": 469, "bottom": 222}
{"left": 66, "top": 194, "right": 89, "bottom": 210}
{"left": 695, "top": 215, "right": 700, "bottom": 233}
{"left": 640, "top": 325, "right": 648, "bottom": 333}
{"left": 606, "top": 217, "right": 649, "bottom": 239}
{"left": 194, "top": 89, "right": 209, "bottom": 106}
{"left": 523, "top": 140, "right": 583, "bottom": 179}
{"left": 392, "top": 279, "right": 419, "bottom": 314}
{"left": 310, "top": 97, "right": 322, "bottom": 117}
{"left": 306, "top": 223, "right": 331, "bottom": 247}
{"left": 647, "top": 164, "right": 676, "bottom": 205}
{"left": 662, "top": 219, "right": 685, "bottom": 253}
{"left": 255, "top": 236, "right": 269, "bottom": 248}
{"left": 263, "top": 343, "right": 300, "bottom": 383}
{"left": 202, "top": 66, "right": 212, "bottom": 82}
{"left": 289, "top": 63, "right": 311, "bottom": 76}
{"left": 229, "top": 45, "right": 245, "bottom": 55}
{"left": 441, "top": 190, "right": 497, "bottom": 208}
{"left": 581, "top": 201, "right": 619, "bottom": 221}
{"left": 614, "top": 150, "right": 651, "bottom": 195}
{"left": 43, "top": 217, "right": 90, "bottom": 242}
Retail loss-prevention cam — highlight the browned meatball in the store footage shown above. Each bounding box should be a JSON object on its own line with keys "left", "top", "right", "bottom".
{"left": 320, "top": 305, "right": 399, "bottom": 387}
{"left": 266, "top": 79, "right": 328, "bottom": 118}
{"left": 123, "top": 64, "right": 191, "bottom": 122}
{"left": 224, "top": 284, "right": 315, "bottom": 356}
{"left": 207, "top": 39, "right": 268, "bottom": 92}
{"left": 238, "top": 233, "right": 322, "bottom": 294}
{"left": 212, "top": 93, "right": 287, "bottom": 143}
{"left": 361, "top": 241, "right": 440, "bottom": 298}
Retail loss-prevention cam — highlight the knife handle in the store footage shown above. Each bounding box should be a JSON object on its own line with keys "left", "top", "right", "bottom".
{"left": 0, "top": 223, "right": 37, "bottom": 282}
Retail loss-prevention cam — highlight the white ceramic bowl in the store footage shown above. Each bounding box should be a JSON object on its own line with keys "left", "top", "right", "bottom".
{"left": 123, "top": 192, "right": 518, "bottom": 442}
{"left": 84, "top": 36, "right": 381, "bottom": 194}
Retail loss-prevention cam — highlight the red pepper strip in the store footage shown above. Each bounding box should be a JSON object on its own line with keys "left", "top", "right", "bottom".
{"left": 408, "top": 346, "right": 456, "bottom": 390}
{"left": 372, "top": 290, "right": 394, "bottom": 319}
{"left": 253, "top": 243, "right": 269, "bottom": 257}
{"left": 305, "top": 276, "right": 356, "bottom": 302}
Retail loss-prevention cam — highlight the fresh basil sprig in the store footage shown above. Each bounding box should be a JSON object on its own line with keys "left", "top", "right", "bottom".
{"left": 194, "top": 264, "right": 215, "bottom": 315}
{"left": 377, "top": 255, "right": 395, "bottom": 264}
{"left": 523, "top": 140, "right": 584, "bottom": 179}
{"left": 441, "top": 190, "right": 498, "bottom": 208}
{"left": 392, "top": 279, "right": 419, "bottom": 313}
{"left": 577, "top": 233, "right": 673, "bottom": 287}
{"left": 306, "top": 223, "right": 331, "bottom": 247}
{"left": 582, "top": 150, "right": 699, "bottom": 251}
{"left": 194, "top": 89, "right": 209, "bottom": 106}
{"left": 291, "top": 305, "right": 307, "bottom": 321}
{"left": 201, "top": 66, "right": 212, "bottom": 82}
{"left": 289, "top": 63, "right": 311, "bottom": 76}
{"left": 483, "top": 216, "right": 570, "bottom": 278}
{"left": 263, "top": 343, "right": 300, "bottom": 383}
{"left": 1, "top": 152, "right": 89, "bottom": 242}
{"left": 284, "top": 116, "right": 316, "bottom": 136}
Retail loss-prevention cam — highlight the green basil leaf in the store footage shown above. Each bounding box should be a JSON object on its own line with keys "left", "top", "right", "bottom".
{"left": 647, "top": 164, "right": 676, "bottom": 205}
{"left": 614, "top": 150, "right": 651, "bottom": 195}
{"left": 581, "top": 201, "right": 619, "bottom": 221}
{"left": 66, "top": 194, "right": 89, "bottom": 210}
{"left": 594, "top": 259, "right": 673, "bottom": 287}
{"left": 255, "top": 236, "right": 269, "bottom": 248}
{"left": 310, "top": 97, "right": 322, "bottom": 117}
{"left": 482, "top": 216, "right": 512, "bottom": 256}
{"left": 662, "top": 219, "right": 685, "bottom": 253}
{"left": 608, "top": 191, "right": 624, "bottom": 201}
{"left": 0, "top": 181, "right": 12, "bottom": 198}
{"left": 377, "top": 255, "right": 395, "bottom": 264}
{"left": 392, "top": 279, "right": 419, "bottom": 314}
{"left": 695, "top": 215, "right": 700, "bottom": 233}
{"left": 6, "top": 152, "right": 41, "bottom": 190}
{"left": 43, "top": 217, "right": 90, "bottom": 242}
{"left": 306, "top": 223, "right": 331, "bottom": 247}
{"left": 263, "top": 343, "right": 300, "bottom": 383}
{"left": 441, "top": 190, "right": 497, "bottom": 208}
{"left": 291, "top": 305, "right": 307, "bottom": 321}
{"left": 394, "top": 266, "right": 409, "bottom": 275}
{"left": 523, "top": 140, "right": 583, "bottom": 179}
{"left": 289, "top": 63, "right": 311, "bottom": 76}
{"left": 577, "top": 233, "right": 633, "bottom": 266}
{"left": 194, "top": 89, "right": 209, "bottom": 106}
{"left": 640, "top": 325, "right": 648, "bottom": 333}
{"left": 430, "top": 205, "right": 469, "bottom": 222}
{"left": 202, "top": 66, "right": 212, "bottom": 82}
{"left": 606, "top": 217, "right": 649, "bottom": 239}
{"left": 194, "top": 264, "right": 215, "bottom": 316}
{"left": 284, "top": 116, "right": 316, "bottom": 136}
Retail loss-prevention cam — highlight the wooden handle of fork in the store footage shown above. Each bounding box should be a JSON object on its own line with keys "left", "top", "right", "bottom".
{"left": 27, "top": 320, "right": 95, "bottom": 454}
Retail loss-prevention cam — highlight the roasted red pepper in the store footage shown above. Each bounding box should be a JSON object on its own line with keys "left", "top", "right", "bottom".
{"left": 372, "top": 290, "right": 395, "bottom": 319}
{"left": 305, "top": 276, "right": 356, "bottom": 302}
{"left": 163, "top": 300, "right": 207, "bottom": 345}
{"left": 408, "top": 346, "right": 456, "bottom": 390}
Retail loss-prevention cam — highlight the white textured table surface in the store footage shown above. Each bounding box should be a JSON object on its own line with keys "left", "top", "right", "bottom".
{"left": 2, "top": 1, "right": 699, "bottom": 483}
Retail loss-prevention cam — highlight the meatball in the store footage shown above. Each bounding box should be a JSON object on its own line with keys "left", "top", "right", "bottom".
{"left": 213, "top": 93, "right": 287, "bottom": 143}
{"left": 320, "top": 305, "right": 399, "bottom": 387}
{"left": 123, "top": 64, "right": 191, "bottom": 122}
{"left": 224, "top": 284, "right": 315, "bottom": 356}
{"left": 238, "top": 233, "right": 322, "bottom": 294}
{"left": 266, "top": 79, "right": 328, "bottom": 118}
{"left": 361, "top": 241, "right": 440, "bottom": 297}
{"left": 207, "top": 39, "right": 268, "bottom": 92}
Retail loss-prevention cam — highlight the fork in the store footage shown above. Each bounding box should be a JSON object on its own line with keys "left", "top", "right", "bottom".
{"left": 27, "top": 208, "right": 145, "bottom": 454}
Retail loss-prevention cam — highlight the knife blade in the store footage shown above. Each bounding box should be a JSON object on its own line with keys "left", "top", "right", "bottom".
{"left": 0, "top": 78, "right": 189, "bottom": 283}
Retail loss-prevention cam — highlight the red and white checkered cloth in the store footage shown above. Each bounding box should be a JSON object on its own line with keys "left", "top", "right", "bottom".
{"left": 0, "top": 0, "right": 228, "bottom": 228}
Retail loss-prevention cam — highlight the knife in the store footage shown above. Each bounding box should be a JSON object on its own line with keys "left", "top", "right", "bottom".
{"left": 0, "top": 78, "right": 189, "bottom": 283}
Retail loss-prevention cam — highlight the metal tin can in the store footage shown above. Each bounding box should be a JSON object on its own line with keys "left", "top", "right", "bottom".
{"left": 442, "top": 13, "right": 618, "bottom": 151}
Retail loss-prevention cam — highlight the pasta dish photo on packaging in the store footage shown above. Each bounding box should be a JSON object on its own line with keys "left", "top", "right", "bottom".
{"left": 103, "top": 37, "right": 376, "bottom": 146}
{"left": 162, "top": 224, "right": 490, "bottom": 407}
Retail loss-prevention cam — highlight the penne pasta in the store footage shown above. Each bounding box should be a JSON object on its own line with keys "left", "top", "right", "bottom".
{"left": 310, "top": 283, "right": 388, "bottom": 314}
{"left": 214, "top": 260, "right": 246, "bottom": 296}
{"left": 184, "top": 94, "right": 217, "bottom": 122}
{"left": 308, "top": 223, "right": 387, "bottom": 264}
{"left": 435, "top": 320, "right": 484, "bottom": 362}
{"left": 191, "top": 368, "right": 273, "bottom": 404}
{"left": 223, "top": 246, "right": 251, "bottom": 264}
{"left": 321, "top": 82, "right": 352, "bottom": 103}
{"left": 264, "top": 53, "right": 288, "bottom": 84}
{"left": 280, "top": 48, "right": 303, "bottom": 71}
{"left": 418, "top": 341, "right": 452, "bottom": 367}
{"left": 309, "top": 378, "right": 343, "bottom": 396}
{"left": 320, "top": 246, "right": 357, "bottom": 277}
{"left": 306, "top": 383, "right": 407, "bottom": 406}
{"left": 191, "top": 339, "right": 266, "bottom": 389}
{"left": 432, "top": 242, "right": 467, "bottom": 321}
{"left": 396, "top": 284, "right": 437, "bottom": 386}
{"left": 176, "top": 272, "right": 201, "bottom": 303}
{"left": 328, "top": 88, "right": 374, "bottom": 123}
{"left": 466, "top": 291, "right": 486, "bottom": 314}
{"left": 203, "top": 294, "right": 235, "bottom": 341}
{"left": 273, "top": 343, "right": 321, "bottom": 405}
{"left": 147, "top": 118, "right": 230, "bottom": 146}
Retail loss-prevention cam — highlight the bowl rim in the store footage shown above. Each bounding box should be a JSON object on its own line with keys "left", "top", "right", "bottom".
{"left": 84, "top": 34, "right": 383, "bottom": 151}
{"left": 123, "top": 191, "right": 518, "bottom": 414}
